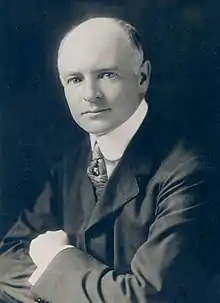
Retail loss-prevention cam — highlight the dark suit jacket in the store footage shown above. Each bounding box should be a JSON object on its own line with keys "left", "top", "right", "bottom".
{"left": 0, "top": 112, "right": 219, "bottom": 303}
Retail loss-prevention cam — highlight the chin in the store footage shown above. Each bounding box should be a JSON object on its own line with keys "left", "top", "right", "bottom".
{"left": 82, "top": 124, "right": 112, "bottom": 136}
{"left": 89, "top": 129, "right": 110, "bottom": 136}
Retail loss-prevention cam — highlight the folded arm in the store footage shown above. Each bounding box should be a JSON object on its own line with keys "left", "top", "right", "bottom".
{"left": 31, "top": 158, "right": 219, "bottom": 303}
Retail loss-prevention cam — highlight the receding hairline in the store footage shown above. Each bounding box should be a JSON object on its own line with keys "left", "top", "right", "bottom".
{"left": 59, "top": 18, "right": 129, "bottom": 49}
{"left": 57, "top": 17, "right": 146, "bottom": 75}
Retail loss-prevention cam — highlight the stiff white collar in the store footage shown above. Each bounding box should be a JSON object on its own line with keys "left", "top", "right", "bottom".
{"left": 90, "top": 99, "right": 148, "bottom": 161}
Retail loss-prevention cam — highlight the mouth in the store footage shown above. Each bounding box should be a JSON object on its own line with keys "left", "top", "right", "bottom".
{"left": 82, "top": 109, "right": 111, "bottom": 115}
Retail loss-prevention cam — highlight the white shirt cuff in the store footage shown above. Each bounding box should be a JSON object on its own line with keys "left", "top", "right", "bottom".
{"left": 28, "top": 245, "right": 74, "bottom": 286}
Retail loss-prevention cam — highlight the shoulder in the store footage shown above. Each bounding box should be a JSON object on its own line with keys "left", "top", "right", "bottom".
{"left": 142, "top": 111, "right": 214, "bottom": 179}
{"left": 150, "top": 138, "right": 219, "bottom": 211}
{"left": 158, "top": 139, "right": 210, "bottom": 176}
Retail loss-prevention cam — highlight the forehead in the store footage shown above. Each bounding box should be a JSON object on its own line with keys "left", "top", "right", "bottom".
{"left": 58, "top": 20, "right": 134, "bottom": 74}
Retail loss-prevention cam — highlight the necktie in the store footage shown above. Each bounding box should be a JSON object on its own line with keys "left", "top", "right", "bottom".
{"left": 87, "top": 141, "right": 108, "bottom": 198}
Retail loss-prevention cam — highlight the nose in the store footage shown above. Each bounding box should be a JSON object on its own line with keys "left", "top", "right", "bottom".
{"left": 83, "top": 79, "right": 101, "bottom": 103}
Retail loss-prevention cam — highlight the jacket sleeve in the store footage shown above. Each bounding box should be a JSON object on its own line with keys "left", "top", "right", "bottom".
{"left": 31, "top": 158, "right": 220, "bottom": 303}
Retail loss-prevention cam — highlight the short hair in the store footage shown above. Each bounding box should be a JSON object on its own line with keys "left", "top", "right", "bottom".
{"left": 57, "top": 17, "right": 146, "bottom": 75}
{"left": 113, "top": 18, "right": 146, "bottom": 74}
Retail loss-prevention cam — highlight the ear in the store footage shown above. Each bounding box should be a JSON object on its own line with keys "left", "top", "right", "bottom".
{"left": 138, "top": 60, "right": 151, "bottom": 95}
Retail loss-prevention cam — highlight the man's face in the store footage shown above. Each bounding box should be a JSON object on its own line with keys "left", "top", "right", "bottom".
{"left": 58, "top": 19, "right": 148, "bottom": 135}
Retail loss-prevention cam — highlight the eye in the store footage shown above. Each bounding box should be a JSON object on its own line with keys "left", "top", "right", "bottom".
{"left": 99, "top": 72, "right": 117, "bottom": 80}
{"left": 66, "top": 76, "right": 82, "bottom": 85}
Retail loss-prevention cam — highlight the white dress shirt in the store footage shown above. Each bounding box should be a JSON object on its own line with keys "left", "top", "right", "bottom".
{"left": 90, "top": 99, "right": 148, "bottom": 177}
{"left": 29, "top": 99, "right": 148, "bottom": 285}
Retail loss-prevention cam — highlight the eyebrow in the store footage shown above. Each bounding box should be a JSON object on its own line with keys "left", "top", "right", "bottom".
{"left": 64, "top": 67, "right": 119, "bottom": 78}
{"left": 94, "top": 67, "right": 119, "bottom": 73}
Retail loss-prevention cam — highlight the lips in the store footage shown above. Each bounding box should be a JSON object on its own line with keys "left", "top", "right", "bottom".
{"left": 82, "top": 108, "right": 110, "bottom": 115}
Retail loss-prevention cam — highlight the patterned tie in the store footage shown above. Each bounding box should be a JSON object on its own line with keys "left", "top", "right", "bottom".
{"left": 87, "top": 141, "right": 108, "bottom": 199}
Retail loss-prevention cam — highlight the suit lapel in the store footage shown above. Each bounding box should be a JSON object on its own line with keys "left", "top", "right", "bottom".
{"left": 85, "top": 115, "right": 155, "bottom": 232}
{"left": 63, "top": 140, "right": 97, "bottom": 240}
{"left": 85, "top": 164, "right": 139, "bottom": 231}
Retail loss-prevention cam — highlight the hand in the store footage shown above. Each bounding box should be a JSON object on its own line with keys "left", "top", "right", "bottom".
{"left": 29, "top": 230, "right": 69, "bottom": 267}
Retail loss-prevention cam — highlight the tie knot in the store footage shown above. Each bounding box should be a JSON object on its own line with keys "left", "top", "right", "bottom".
{"left": 92, "top": 141, "right": 104, "bottom": 160}
{"left": 87, "top": 141, "right": 108, "bottom": 199}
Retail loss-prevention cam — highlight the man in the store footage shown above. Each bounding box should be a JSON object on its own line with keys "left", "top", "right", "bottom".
{"left": 0, "top": 17, "right": 219, "bottom": 303}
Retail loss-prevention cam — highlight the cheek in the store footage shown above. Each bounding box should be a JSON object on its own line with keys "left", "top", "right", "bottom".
{"left": 64, "top": 87, "right": 77, "bottom": 102}
{"left": 100, "top": 81, "right": 125, "bottom": 102}
{"left": 104, "top": 82, "right": 136, "bottom": 106}
{"left": 64, "top": 87, "right": 82, "bottom": 107}
{"left": 109, "top": 84, "right": 140, "bottom": 119}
